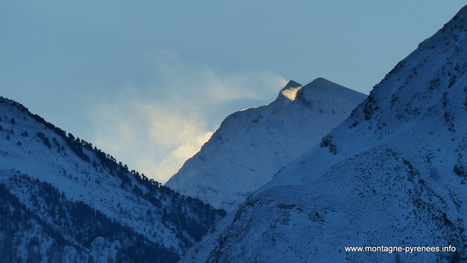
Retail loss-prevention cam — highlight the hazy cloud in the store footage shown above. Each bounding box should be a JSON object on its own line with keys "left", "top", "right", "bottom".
{"left": 89, "top": 52, "right": 287, "bottom": 183}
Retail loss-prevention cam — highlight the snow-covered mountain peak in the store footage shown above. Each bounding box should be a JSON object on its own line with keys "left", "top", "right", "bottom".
{"left": 274, "top": 77, "right": 367, "bottom": 115}
{"left": 299, "top": 77, "right": 366, "bottom": 107}
{"left": 304, "top": 77, "right": 345, "bottom": 92}
{"left": 282, "top": 80, "right": 302, "bottom": 89}
{"left": 302, "top": 77, "right": 360, "bottom": 97}
{"left": 166, "top": 80, "right": 365, "bottom": 211}
{"left": 279, "top": 80, "right": 302, "bottom": 101}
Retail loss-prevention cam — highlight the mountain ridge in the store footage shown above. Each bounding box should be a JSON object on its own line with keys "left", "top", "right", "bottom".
{"left": 183, "top": 5, "right": 467, "bottom": 262}
{"left": 166, "top": 77, "right": 366, "bottom": 211}
{"left": 0, "top": 96, "right": 224, "bottom": 262}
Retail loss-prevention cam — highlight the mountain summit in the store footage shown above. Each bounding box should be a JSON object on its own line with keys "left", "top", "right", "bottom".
{"left": 185, "top": 5, "right": 467, "bottom": 262}
{"left": 166, "top": 78, "right": 365, "bottom": 211}
{"left": 278, "top": 80, "right": 302, "bottom": 101}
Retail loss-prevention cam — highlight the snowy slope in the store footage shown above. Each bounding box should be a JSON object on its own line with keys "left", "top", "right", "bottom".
{"left": 183, "top": 5, "right": 467, "bottom": 262}
{"left": 166, "top": 78, "right": 365, "bottom": 211}
{"left": 0, "top": 98, "right": 224, "bottom": 262}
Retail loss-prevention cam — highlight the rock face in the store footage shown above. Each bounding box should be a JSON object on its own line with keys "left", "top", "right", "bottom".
{"left": 0, "top": 97, "right": 224, "bottom": 263}
{"left": 183, "top": 5, "right": 467, "bottom": 263}
{"left": 166, "top": 78, "right": 366, "bottom": 211}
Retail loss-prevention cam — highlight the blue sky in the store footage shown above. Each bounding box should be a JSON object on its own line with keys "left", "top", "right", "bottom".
{"left": 1, "top": 1, "right": 465, "bottom": 183}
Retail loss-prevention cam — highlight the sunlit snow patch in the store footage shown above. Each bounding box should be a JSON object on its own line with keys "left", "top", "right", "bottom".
{"left": 280, "top": 86, "right": 303, "bottom": 101}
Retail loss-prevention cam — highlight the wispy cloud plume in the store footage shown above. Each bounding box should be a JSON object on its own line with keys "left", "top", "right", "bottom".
{"left": 88, "top": 51, "right": 287, "bottom": 183}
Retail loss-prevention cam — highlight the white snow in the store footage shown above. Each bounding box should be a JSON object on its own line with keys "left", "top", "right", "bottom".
{"left": 166, "top": 78, "right": 365, "bottom": 212}
{"left": 0, "top": 98, "right": 200, "bottom": 257}
{"left": 182, "top": 5, "right": 467, "bottom": 262}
